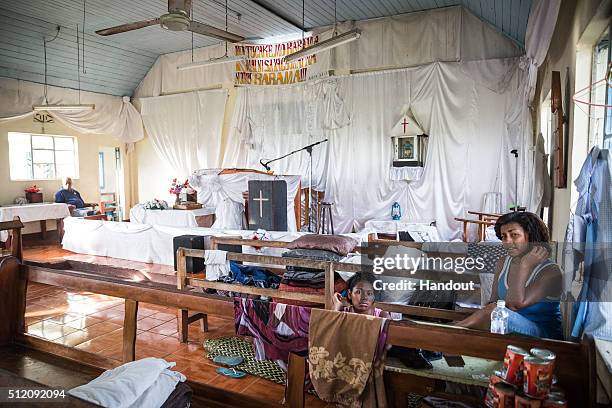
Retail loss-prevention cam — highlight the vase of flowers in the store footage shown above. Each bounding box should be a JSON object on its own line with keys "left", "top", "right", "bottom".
{"left": 169, "top": 178, "right": 189, "bottom": 205}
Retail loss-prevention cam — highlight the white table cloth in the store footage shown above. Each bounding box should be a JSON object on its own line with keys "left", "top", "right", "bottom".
{"left": 129, "top": 205, "right": 215, "bottom": 228}
{"left": 61, "top": 218, "right": 371, "bottom": 266}
{"left": 389, "top": 167, "right": 424, "bottom": 181}
{"left": 0, "top": 202, "right": 70, "bottom": 241}
{"left": 364, "top": 218, "right": 435, "bottom": 234}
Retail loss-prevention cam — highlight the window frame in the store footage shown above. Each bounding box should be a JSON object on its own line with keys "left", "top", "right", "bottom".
{"left": 603, "top": 29, "right": 612, "bottom": 148}
{"left": 8, "top": 132, "right": 80, "bottom": 181}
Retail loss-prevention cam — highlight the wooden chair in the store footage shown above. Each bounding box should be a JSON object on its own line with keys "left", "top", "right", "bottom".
{"left": 99, "top": 192, "right": 118, "bottom": 221}
{"left": 455, "top": 211, "right": 502, "bottom": 242}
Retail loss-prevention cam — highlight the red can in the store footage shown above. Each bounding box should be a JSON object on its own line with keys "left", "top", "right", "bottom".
{"left": 485, "top": 374, "right": 517, "bottom": 408}
{"left": 542, "top": 395, "right": 568, "bottom": 408}
{"left": 494, "top": 383, "right": 516, "bottom": 408}
{"left": 501, "top": 345, "right": 530, "bottom": 385}
{"left": 530, "top": 348, "right": 556, "bottom": 372}
{"left": 523, "top": 356, "right": 553, "bottom": 399}
{"left": 515, "top": 394, "right": 542, "bottom": 408}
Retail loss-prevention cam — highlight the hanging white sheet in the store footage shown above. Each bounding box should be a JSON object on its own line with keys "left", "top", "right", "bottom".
{"left": 139, "top": 90, "right": 228, "bottom": 179}
{"left": 0, "top": 78, "right": 143, "bottom": 144}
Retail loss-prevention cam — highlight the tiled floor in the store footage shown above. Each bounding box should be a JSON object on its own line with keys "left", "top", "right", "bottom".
{"left": 22, "top": 244, "right": 330, "bottom": 407}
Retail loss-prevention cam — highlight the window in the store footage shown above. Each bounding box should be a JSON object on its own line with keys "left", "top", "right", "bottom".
{"left": 8, "top": 132, "right": 79, "bottom": 181}
{"left": 98, "top": 152, "right": 105, "bottom": 190}
{"left": 590, "top": 31, "right": 610, "bottom": 148}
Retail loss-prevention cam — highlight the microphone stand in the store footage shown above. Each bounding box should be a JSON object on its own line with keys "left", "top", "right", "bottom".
{"left": 510, "top": 149, "right": 519, "bottom": 211}
{"left": 260, "top": 139, "right": 328, "bottom": 232}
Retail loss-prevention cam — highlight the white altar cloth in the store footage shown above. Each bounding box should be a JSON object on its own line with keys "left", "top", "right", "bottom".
{"left": 364, "top": 218, "right": 435, "bottom": 234}
{"left": 130, "top": 204, "right": 215, "bottom": 228}
{"left": 61, "top": 217, "right": 372, "bottom": 266}
{"left": 0, "top": 202, "right": 70, "bottom": 241}
{"left": 189, "top": 169, "right": 300, "bottom": 231}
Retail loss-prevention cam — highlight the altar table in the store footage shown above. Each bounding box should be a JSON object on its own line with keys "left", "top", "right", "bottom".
{"left": 130, "top": 205, "right": 216, "bottom": 228}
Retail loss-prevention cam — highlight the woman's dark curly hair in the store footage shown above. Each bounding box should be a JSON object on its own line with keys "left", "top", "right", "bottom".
{"left": 494, "top": 211, "right": 550, "bottom": 246}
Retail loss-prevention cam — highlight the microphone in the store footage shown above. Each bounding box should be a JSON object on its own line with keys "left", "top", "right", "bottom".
{"left": 259, "top": 159, "right": 270, "bottom": 171}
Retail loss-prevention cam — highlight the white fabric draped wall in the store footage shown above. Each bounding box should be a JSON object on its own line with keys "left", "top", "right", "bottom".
{"left": 217, "top": 61, "right": 527, "bottom": 238}
{"left": 0, "top": 77, "right": 143, "bottom": 144}
{"left": 222, "top": 83, "right": 335, "bottom": 191}
{"left": 139, "top": 90, "right": 228, "bottom": 179}
{"left": 133, "top": 4, "right": 561, "bottom": 238}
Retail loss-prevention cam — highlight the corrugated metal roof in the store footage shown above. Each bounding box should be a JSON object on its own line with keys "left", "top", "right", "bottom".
{"left": 0, "top": 0, "right": 531, "bottom": 96}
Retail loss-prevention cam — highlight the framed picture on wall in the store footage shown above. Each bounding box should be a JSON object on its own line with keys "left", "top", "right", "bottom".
{"left": 392, "top": 134, "right": 427, "bottom": 167}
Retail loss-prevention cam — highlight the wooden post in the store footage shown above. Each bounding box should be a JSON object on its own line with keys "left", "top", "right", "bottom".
{"left": 12, "top": 217, "right": 23, "bottom": 262}
{"left": 325, "top": 263, "right": 335, "bottom": 310}
{"left": 0, "top": 257, "right": 24, "bottom": 346}
{"left": 177, "top": 248, "right": 188, "bottom": 341}
{"left": 179, "top": 309, "right": 189, "bottom": 343}
{"left": 57, "top": 218, "right": 64, "bottom": 243}
{"left": 287, "top": 353, "right": 306, "bottom": 408}
{"left": 177, "top": 248, "right": 186, "bottom": 290}
{"left": 122, "top": 299, "right": 138, "bottom": 362}
{"left": 39, "top": 220, "right": 47, "bottom": 240}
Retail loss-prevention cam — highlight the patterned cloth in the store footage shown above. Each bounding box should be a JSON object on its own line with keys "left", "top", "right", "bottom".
{"left": 234, "top": 298, "right": 311, "bottom": 365}
{"left": 308, "top": 309, "right": 389, "bottom": 408}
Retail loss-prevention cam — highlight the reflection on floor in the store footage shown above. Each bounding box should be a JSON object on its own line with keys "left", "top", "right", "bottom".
{"left": 23, "top": 244, "right": 330, "bottom": 407}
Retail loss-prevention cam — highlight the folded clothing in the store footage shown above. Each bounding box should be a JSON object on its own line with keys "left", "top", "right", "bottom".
{"left": 204, "top": 249, "right": 230, "bottom": 281}
{"left": 221, "top": 261, "right": 281, "bottom": 289}
{"left": 275, "top": 274, "right": 347, "bottom": 306}
{"left": 281, "top": 270, "right": 325, "bottom": 288}
{"left": 68, "top": 358, "right": 186, "bottom": 408}
{"left": 282, "top": 248, "right": 343, "bottom": 273}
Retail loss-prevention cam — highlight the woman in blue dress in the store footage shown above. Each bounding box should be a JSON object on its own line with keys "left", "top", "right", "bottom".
{"left": 456, "top": 212, "right": 563, "bottom": 339}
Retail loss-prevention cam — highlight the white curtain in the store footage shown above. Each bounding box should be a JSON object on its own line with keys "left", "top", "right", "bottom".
{"left": 139, "top": 90, "right": 228, "bottom": 179}
{"left": 222, "top": 83, "right": 333, "bottom": 192}
{"left": 218, "top": 61, "right": 529, "bottom": 238}
{"left": 0, "top": 77, "right": 143, "bottom": 144}
{"left": 524, "top": 0, "right": 562, "bottom": 104}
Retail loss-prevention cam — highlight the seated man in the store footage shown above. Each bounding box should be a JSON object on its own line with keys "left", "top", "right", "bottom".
{"left": 55, "top": 177, "right": 96, "bottom": 216}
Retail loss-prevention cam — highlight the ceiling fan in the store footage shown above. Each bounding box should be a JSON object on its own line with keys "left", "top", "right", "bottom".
{"left": 95, "top": 0, "right": 244, "bottom": 43}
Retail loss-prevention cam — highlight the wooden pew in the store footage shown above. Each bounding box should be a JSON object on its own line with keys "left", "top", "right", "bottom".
{"left": 6, "top": 229, "right": 593, "bottom": 406}
{"left": 0, "top": 227, "right": 281, "bottom": 406}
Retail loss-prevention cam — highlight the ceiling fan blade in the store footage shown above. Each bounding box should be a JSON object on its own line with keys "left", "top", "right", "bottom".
{"left": 188, "top": 20, "right": 244, "bottom": 43}
{"left": 96, "top": 18, "right": 161, "bottom": 36}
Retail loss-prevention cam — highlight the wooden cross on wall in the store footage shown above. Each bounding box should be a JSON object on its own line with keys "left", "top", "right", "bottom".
{"left": 401, "top": 117, "right": 409, "bottom": 134}
{"left": 253, "top": 190, "right": 269, "bottom": 217}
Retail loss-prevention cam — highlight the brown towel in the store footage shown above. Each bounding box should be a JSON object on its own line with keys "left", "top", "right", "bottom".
{"left": 308, "top": 309, "right": 388, "bottom": 408}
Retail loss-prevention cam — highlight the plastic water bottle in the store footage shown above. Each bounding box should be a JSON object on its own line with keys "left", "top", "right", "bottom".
{"left": 490, "top": 300, "right": 509, "bottom": 334}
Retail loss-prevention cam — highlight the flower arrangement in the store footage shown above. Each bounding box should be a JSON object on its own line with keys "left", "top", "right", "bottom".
{"left": 24, "top": 185, "right": 41, "bottom": 193}
{"left": 143, "top": 199, "right": 168, "bottom": 210}
{"left": 169, "top": 178, "right": 189, "bottom": 195}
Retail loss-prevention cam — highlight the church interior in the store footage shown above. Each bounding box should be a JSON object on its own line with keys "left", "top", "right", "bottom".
{"left": 0, "top": 0, "right": 611, "bottom": 406}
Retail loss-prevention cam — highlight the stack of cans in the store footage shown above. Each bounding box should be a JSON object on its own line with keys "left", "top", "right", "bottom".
{"left": 484, "top": 346, "right": 568, "bottom": 408}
